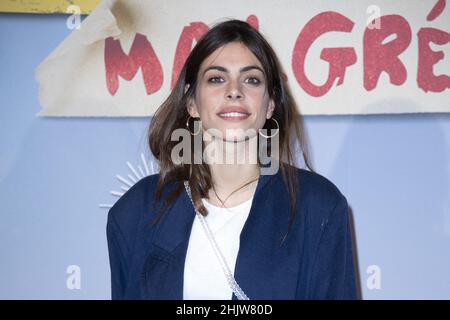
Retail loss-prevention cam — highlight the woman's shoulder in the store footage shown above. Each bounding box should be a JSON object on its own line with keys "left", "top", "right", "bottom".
{"left": 296, "top": 167, "right": 344, "bottom": 198}
{"left": 107, "top": 173, "right": 161, "bottom": 229}
{"left": 288, "top": 166, "right": 348, "bottom": 216}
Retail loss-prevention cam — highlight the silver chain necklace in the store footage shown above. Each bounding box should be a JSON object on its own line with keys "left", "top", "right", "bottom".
{"left": 183, "top": 181, "right": 250, "bottom": 300}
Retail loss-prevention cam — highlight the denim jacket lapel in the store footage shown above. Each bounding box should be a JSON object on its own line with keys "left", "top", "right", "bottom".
{"left": 232, "top": 172, "right": 301, "bottom": 300}
{"left": 141, "top": 188, "right": 196, "bottom": 299}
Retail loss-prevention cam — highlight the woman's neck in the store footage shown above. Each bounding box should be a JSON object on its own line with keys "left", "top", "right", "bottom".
{"left": 204, "top": 135, "right": 260, "bottom": 207}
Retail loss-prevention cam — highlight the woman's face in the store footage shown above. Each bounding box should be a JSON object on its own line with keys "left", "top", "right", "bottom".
{"left": 187, "top": 42, "right": 275, "bottom": 142}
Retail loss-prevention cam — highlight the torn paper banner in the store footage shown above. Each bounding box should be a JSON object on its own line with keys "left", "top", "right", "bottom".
{"left": 35, "top": 0, "right": 450, "bottom": 117}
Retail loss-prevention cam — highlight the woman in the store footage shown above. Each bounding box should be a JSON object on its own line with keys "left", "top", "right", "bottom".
{"left": 107, "top": 19, "right": 358, "bottom": 300}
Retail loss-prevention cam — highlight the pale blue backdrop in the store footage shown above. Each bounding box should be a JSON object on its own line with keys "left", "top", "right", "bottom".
{"left": 1, "top": 13, "right": 449, "bottom": 299}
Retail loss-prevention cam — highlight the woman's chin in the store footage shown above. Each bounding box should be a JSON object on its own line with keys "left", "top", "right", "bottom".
{"left": 222, "top": 129, "right": 258, "bottom": 142}
{"left": 203, "top": 126, "right": 258, "bottom": 142}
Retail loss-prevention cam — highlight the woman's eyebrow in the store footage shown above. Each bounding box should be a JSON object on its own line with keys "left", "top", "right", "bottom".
{"left": 203, "top": 65, "right": 264, "bottom": 75}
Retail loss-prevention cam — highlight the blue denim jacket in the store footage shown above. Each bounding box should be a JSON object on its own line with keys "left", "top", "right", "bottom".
{"left": 106, "top": 165, "right": 358, "bottom": 300}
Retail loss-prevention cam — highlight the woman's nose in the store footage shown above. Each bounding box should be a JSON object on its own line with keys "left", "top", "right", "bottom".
{"left": 225, "top": 80, "right": 243, "bottom": 100}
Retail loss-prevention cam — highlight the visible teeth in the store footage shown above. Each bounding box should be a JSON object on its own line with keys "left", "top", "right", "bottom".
{"left": 220, "top": 112, "right": 248, "bottom": 117}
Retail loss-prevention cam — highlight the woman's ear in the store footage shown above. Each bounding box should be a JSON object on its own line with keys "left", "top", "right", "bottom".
{"left": 266, "top": 99, "right": 275, "bottom": 119}
{"left": 185, "top": 84, "right": 200, "bottom": 118}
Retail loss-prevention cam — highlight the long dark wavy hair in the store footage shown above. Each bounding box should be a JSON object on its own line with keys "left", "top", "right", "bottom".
{"left": 148, "top": 19, "right": 313, "bottom": 243}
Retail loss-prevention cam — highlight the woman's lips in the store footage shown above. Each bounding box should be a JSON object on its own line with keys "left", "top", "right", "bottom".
{"left": 217, "top": 107, "right": 251, "bottom": 121}
{"left": 217, "top": 111, "right": 250, "bottom": 121}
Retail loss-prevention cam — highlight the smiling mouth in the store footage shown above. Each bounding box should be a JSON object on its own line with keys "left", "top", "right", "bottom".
{"left": 217, "top": 112, "right": 250, "bottom": 121}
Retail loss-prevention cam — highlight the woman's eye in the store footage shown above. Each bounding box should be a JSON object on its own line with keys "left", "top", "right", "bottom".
{"left": 207, "top": 77, "right": 223, "bottom": 83}
{"left": 246, "top": 77, "right": 261, "bottom": 85}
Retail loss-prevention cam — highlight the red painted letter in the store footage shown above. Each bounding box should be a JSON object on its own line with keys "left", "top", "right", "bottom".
{"left": 292, "top": 12, "right": 356, "bottom": 97}
{"left": 417, "top": 27, "right": 450, "bottom": 93}
{"left": 363, "top": 15, "right": 412, "bottom": 91}
{"left": 105, "top": 33, "right": 163, "bottom": 96}
{"left": 171, "top": 22, "right": 209, "bottom": 89}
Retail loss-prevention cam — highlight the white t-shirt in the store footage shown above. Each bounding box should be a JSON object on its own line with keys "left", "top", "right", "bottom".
{"left": 183, "top": 196, "right": 254, "bottom": 300}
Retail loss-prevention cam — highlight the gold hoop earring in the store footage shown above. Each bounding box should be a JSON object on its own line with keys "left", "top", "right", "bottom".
{"left": 186, "top": 116, "right": 202, "bottom": 136}
{"left": 259, "top": 118, "right": 279, "bottom": 138}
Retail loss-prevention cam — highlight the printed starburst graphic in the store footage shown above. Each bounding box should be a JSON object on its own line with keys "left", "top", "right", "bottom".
{"left": 99, "top": 153, "right": 159, "bottom": 209}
